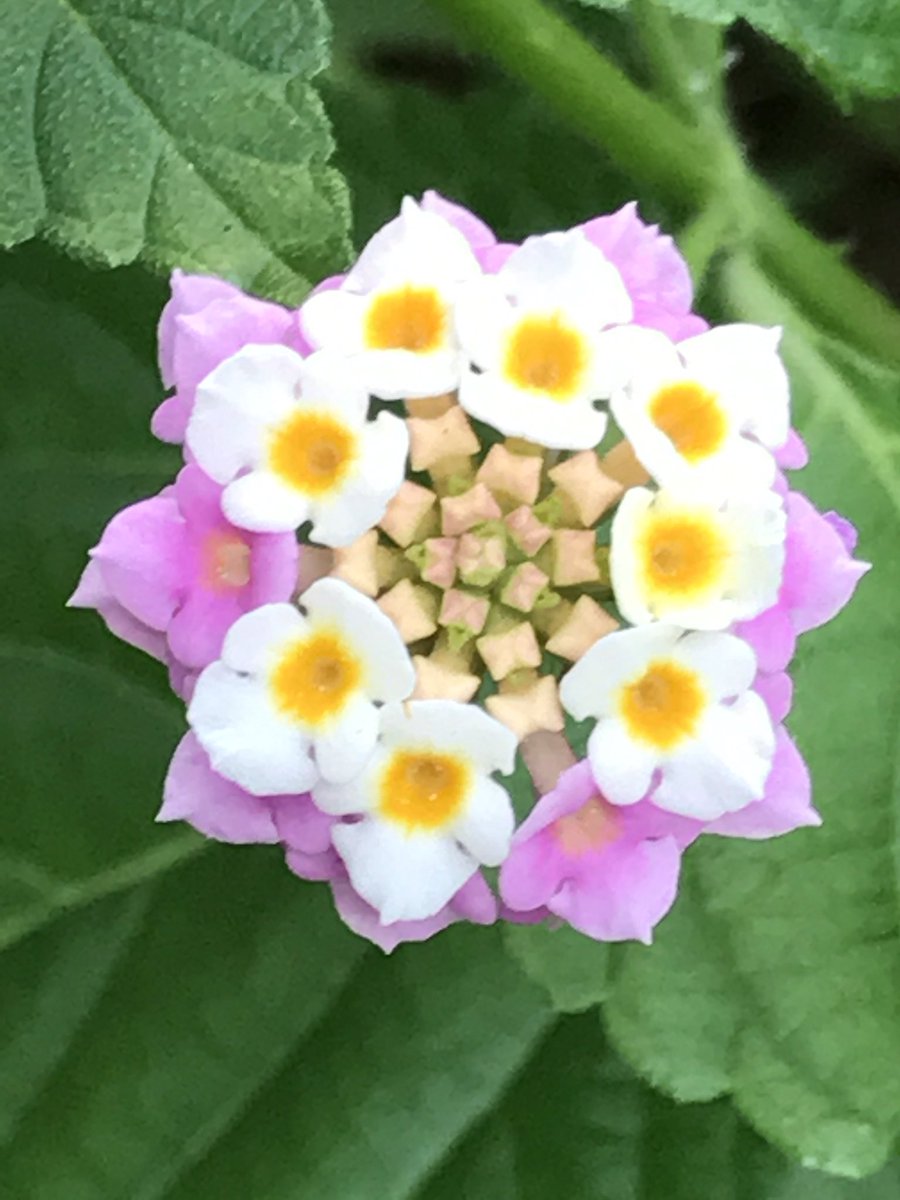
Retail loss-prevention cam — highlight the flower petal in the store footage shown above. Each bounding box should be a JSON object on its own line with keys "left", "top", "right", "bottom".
{"left": 587, "top": 718, "right": 658, "bottom": 806}
{"left": 450, "top": 776, "right": 515, "bottom": 866}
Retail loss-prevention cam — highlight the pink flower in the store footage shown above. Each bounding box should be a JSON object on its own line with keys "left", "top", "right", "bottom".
{"left": 736, "top": 491, "right": 870, "bottom": 673}
{"left": 153, "top": 271, "right": 306, "bottom": 443}
{"left": 328, "top": 871, "right": 497, "bottom": 954}
{"left": 500, "top": 760, "right": 698, "bottom": 943}
{"left": 705, "top": 727, "right": 820, "bottom": 839}
{"left": 69, "top": 464, "right": 298, "bottom": 671}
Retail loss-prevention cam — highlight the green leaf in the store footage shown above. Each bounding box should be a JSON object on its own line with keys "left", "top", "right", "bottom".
{"left": 0, "top": 0, "right": 350, "bottom": 300}
{"left": 504, "top": 922, "right": 612, "bottom": 1013}
{"left": 576, "top": 0, "right": 900, "bottom": 100}
{"left": 597, "top": 257, "right": 900, "bottom": 1178}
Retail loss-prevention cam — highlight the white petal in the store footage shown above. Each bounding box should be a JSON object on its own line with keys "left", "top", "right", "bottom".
{"left": 450, "top": 776, "right": 515, "bottom": 866}
{"left": 222, "top": 470, "right": 310, "bottom": 533}
{"left": 313, "top": 695, "right": 379, "bottom": 784}
{"left": 300, "top": 291, "right": 367, "bottom": 355}
{"left": 188, "top": 662, "right": 316, "bottom": 796}
{"left": 454, "top": 276, "right": 512, "bottom": 370}
{"left": 186, "top": 345, "right": 304, "bottom": 483}
{"left": 559, "top": 624, "right": 683, "bottom": 720}
{"left": 609, "top": 487, "right": 655, "bottom": 626}
{"left": 300, "top": 577, "right": 416, "bottom": 701}
{"left": 595, "top": 325, "right": 679, "bottom": 395}
{"left": 220, "top": 602, "right": 305, "bottom": 674}
{"left": 587, "top": 718, "right": 658, "bottom": 806}
{"left": 356, "top": 410, "right": 410, "bottom": 496}
{"left": 306, "top": 483, "right": 387, "bottom": 548}
{"left": 669, "top": 631, "right": 757, "bottom": 700}
{"left": 333, "top": 818, "right": 477, "bottom": 922}
{"left": 313, "top": 750, "right": 384, "bottom": 815}
{"left": 354, "top": 347, "right": 462, "bottom": 401}
{"left": 498, "top": 231, "right": 633, "bottom": 325}
{"left": 458, "top": 370, "right": 607, "bottom": 450}
{"left": 296, "top": 350, "right": 370, "bottom": 423}
{"left": 379, "top": 700, "right": 518, "bottom": 775}
{"left": 345, "top": 196, "right": 481, "bottom": 292}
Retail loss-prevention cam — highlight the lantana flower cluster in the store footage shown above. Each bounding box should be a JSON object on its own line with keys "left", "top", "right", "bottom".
{"left": 71, "top": 192, "right": 868, "bottom": 951}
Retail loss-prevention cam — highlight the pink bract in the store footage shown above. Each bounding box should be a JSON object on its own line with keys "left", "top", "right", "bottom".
{"left": 736, "top": 491, "right": 870, "bottom": 673}
{"left": 69, "top": 464, "right": 299, "bottom": 671}
{"left": 152, "top": 270, "right": 308, "bottom": 444}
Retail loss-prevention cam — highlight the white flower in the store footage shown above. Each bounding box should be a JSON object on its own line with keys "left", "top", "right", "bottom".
{"left": 187, "top": 578, "right": 416, "bottom": 795}
{"left": 560, "top": 624, "right": 775, "bottom": 819}
{"left": 299, "top": 197, "right": 482, "bottom": 399}
{"left": 455, "top": 230, "right": 634, "bottom": 449}
{"left": 610, "top": 484, "right": 786, "bottom": 630}
{"left": 609, "top": 324, "right": 789, "bottom": 493}
{"left": 186, "top": 345, "right": 408, "bottom": 546}
{"left": 314, "top": 700, "right": 517, "bottom": 923}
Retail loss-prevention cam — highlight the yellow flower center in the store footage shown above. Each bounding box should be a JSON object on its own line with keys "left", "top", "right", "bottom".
{"left": 378, "top": 749, "right": 471, "bottom": 830}
{"left": 364, "top": 285, "right": 448, "bottom": 353}
{"left": 619, "top": 658, "right": 706, "bottom": 750}
{"left": 639, "top": 509, "right": 731, "bottom": 602}
{"left": 648, "top": 381, "right": 728, "bottom": 462}
{"left": 268, "top": 411, "right": 358, "bottom": 497}
{"left": 270, "top": 628, "right": 363, "bottom": 727}
{"left": 503, "top": 314, "right": 589, "bottom": 401}
{"left": 202, "top": 530, "right": 251, "bottom": 591}
{"left": 553, "top": 796, "right": 622, "bottom": 855}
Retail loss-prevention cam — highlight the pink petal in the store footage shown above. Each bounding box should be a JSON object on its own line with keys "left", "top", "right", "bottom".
{"left": 330, "top": 876, "right": 457, "bottom": 952}
{"left": 774, "top": 429, "right": 809, "bottom": 470}
{"left": 68, "top": 560, "right": 169, "bottom": 662}
{"left": 705, "top": 727, "right": 820, "bottom": 839}
{"left": 287, "top": 846, "right": 343, "bottom": 882}
{"left": 421, "top": 190, "right": 498, "bottom": 249}
{"left": 781, "top": 492, "right": 870, "bottom": 636}
{"left": 754, "top": 671, "right": 793, "bottom": 723}
{"left": 166, "top": 585, "right": 243, "bottom": 670}
{"left": 272, "top": 795, "right": 336, "bottom": 856}
{"left": 500, "top": 827, "right": 569, "bottom": 913}
{"left": 90, "top": 495, "right": 188, "bottom": 630}
{"left": 450, "top": 871, "right": 498, "bottom": 924}
{"left": 735, "top": 605, "right": 797, "bottom": 674}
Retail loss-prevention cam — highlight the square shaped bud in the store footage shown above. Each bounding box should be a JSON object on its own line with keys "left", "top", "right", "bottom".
{"left": 548, "top": 451, "right": 623, "bottom": 527}
{"left": 457, "top": 532, "right": 507, "bottom": 586}
{"left": 378, "top": 579, "right": 438, "bottom": 643}
{"left": 408, "top": 405, "right": 480, "bottom": 472}
{"left": 441, "top": 482, "right": 503, "bottom": 536}
{"left": 500, "top": 562, "right": 550, "bottom": 613}
{"left": 412, "top": 653, "right": 480, "bottom": 702}
{"left": 438, "top": 588, "right": 490, "bottom": 637}
{"left": 405, "top": 393, "right": 457, "bottom": 419}
{"left": 551, "top": 530, "right": 601, "bottom": 586}
{"left": 476, "top": 443, "right": 542, "bottom": 508}
{"left": 331, "top": 530, "right": 379, "bottom": 596}
{"left": 421, "top": 537, "right": 458, "bottom": 588}
{"left": 486, "top": 673, "right": 565, "bottom": 739}
{"left": 545, "top": 594, "right": 619, "bottom": 660}
{"left": 602, "top": 439, "right": 652, "bottom": 488}
{"left": 504, "top": 505, "right": 552, "bottom": 556}
{"left": 477, "top": 621, "right": 541, "bottom": 681}
{"left": 380, "top": 480, "right": 438, "bottom": 548}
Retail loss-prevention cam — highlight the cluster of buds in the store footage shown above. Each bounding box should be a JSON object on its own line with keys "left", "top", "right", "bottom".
{"left": 71, "top": 193, "right": 868, "bottom": 951}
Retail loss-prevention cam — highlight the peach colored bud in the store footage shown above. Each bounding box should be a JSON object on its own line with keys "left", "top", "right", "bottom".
{"left": 546, "top": 595, "right": 619, "bottom": 660}
{"left": 477, "top": 621, "right": 541, "bottom": 681}
{"left": 405, "top": 393, "right": 457, "bottom": 418}
{"left": 428, "top": 455, "right": 477, "bottom": 491}
{"left": 476, "top": 443, "right": 542, "bottom": 507}
{"left": 457, "top": 532, "right": 506, "bottom": 586}
{"left": 504, "top": 505, "right": 552, "bottom": 556}
{"left": 420, "top": 537, "right": 458, "bottom": 589}
{"left": 438, "top": 588, "right": 490, "bottom": 636}
{"left": 295, "top": 545, "right": 334, "bottom": 596}
{"left": 408, "top": 405, "right": 480, "bottom": 472}
{"left": 440, "top": 482, "right": 503, "bottom": 536}
{"left": 520, "top": 730, "right": 578, "bottom": 795}
{"left": 486, "top": 674, "right": 565, "bottom": 740}
{"left": 551, "top": 530, "right": 601, "bottom": 586}
{"left": 330, "top": 530, "right": 379, "bottom": 597}
{"left": 377, "top": 579, "right": 438, "bottom": 643}
{"left": 412, "top": 654, "right": 480, "bottom": 703}
{"left": 548, "top": 451, "right": 624, "bottom": 527}
{"left": 380, "top": 480, "right": 438, "bottom": 548}
{"left": 501, "top": 562, "right": 549, "bottom": 613}
{"left": 601, "top": 438, "right": 652, "bottom": 487}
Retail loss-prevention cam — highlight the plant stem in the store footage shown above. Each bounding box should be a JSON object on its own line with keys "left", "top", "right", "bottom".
{"left": 431, "top": 0, "right": 900, "bottom": 367}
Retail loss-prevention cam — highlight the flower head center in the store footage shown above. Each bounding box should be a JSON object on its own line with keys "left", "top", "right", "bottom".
{"left": 649, "top": 381, "right": 728, "bottom": 461}
{"left": 270, "top": 628, "right": 363, "bottom": 726}
{"left": 503, "top": 314, "right": 589, "bottom": 401}
{"left": 268, "top": 411, "right": 358, "bottom": 497}
{"left": 640, "top": 510, "right": 730, "bottom": 599}
{"left": 202, "top": 529, "right": 251, "bottom": 592}
{"left": 553, "top": 795, "right": 621, "bottom": 855}
{"left": 379, "top": 749, "right": 470, "bottom": 829}
{"left": 364, "top": 285, "right": 448, "bottom": 353}
{"left": 619, "top": 658, "right": 705, "bottom": 749}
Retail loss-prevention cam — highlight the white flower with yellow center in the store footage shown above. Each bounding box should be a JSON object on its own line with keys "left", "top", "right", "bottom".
{"left": 610, "top": 324, "right": 790, "bottom": 492}
{"left": 455, "top": 230, "right": 634, "bottom": 449}
{"left": 300, "top": 197, "right": 482, "bottom": 399}
{"left": 186, "top": 345, "right": 408, "bottom": 546}
{"left": 187, "top": 578, "right": 416, "bottom": 795}
{"left": 611, "top": 484, "right": 786, "bottom": 630}
{"left": 314, "top": 700, "right": 517, "bottom": 923}
{"left": 560, "top": 624, "right": 775, "bottom": 819}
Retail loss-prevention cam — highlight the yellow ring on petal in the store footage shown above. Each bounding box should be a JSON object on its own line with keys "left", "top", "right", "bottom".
{"left": 619, "top": 658, "right": 706, "bottom": 750}
{"left": 268, "top": 411, "right": 358, "bottom": 497}
{"left": 648, "top": 380, "right": 728, "bottom": 462}
{"left": 364, "top": 285, "right": 448, "bottom": 353}
{"left": 502, "top": 313, "right": 589, "bottom": 401}
{"left": 271, "top": 628, "right": 363, "bottom": 726}
{"left": 378, "top": 749, "right": 471, "bottom": 830}
{"left": 638, "top": 508, "right": 731, "bottom": 603}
